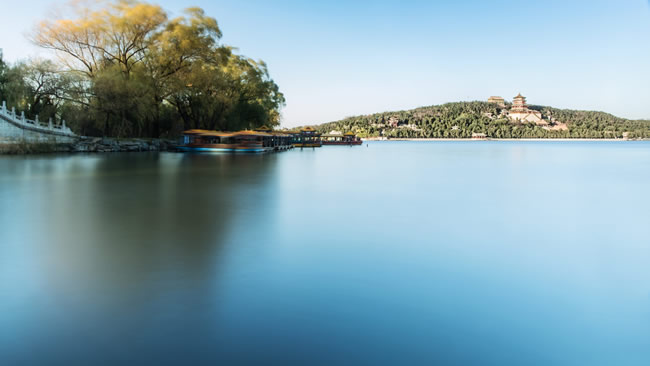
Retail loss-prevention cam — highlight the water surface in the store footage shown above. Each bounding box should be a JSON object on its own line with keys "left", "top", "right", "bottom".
{"left": 1, "top": 141, "right": 650, "bottom": 365}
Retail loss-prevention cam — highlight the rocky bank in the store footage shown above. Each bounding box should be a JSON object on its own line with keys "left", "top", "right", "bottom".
{"left": 0, "top": 137, "right": 177, "bottom": 155}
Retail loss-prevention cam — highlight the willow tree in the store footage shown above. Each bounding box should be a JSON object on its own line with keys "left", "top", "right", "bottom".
{"left": 0, "top": 50, "right": 8, "bottom": 102}
{"left": 0, "top": 63, "right": 26, "bottom": 110}
{"left": 32, "top": 0, "right": 167, "bottom": 135}
{"left": 143, "top": 7, "right": 226, "bottom": 136}
{"left": 32, "top": 0, "right": 167, "bottom": 78}
{"left": 15, "top": 59, "right": 72, "bottom": 119}
{"left": 169, "top": 53, "right": 285, "bottom": 132}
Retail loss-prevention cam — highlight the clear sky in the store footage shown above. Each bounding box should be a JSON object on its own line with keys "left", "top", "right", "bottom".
{"left": 1, "top": 0, "right": 650, "bottom": 127}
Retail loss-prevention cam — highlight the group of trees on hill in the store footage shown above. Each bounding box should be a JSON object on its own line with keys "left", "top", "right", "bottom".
{"left": 315, "top": 102, "right": 650, "bottom": 139}
{"left": 0, "top": 0, "right": 284, "bottom": 138}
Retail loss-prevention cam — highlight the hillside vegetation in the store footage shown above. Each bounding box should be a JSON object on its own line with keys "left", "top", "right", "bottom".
{"left": 313, "top": 102, "right": 650, "bottom": 139}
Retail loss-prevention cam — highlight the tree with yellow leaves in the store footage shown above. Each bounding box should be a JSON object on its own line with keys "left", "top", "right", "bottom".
{"left": 27, "top": 0, "right": 284, "bottom": 137}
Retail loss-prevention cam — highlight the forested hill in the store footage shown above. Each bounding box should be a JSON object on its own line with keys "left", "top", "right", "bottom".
{"left": 312, "top": 102, "right": 650, "bottom": 139}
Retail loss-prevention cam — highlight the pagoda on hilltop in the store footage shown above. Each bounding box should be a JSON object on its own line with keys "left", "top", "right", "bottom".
{"left": 511, "top": 93, "right": 528, "bottom": 112}
{"left": 507, "top": 93, "right": 545, "bottom": 124}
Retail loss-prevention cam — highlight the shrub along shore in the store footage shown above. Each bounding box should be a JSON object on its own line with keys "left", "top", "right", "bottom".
{"left": 0, "top": 138, "right": 176, "bottom": 155}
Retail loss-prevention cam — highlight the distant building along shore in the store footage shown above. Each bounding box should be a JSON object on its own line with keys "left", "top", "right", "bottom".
{"left": 488, "top": 93, "right": 568, "bottom": 131}
{"left": 508, "top": 93, "right": 544, "bottom": 124}
{"left": 487, "top": 96, "right": 506, "bottom": 108}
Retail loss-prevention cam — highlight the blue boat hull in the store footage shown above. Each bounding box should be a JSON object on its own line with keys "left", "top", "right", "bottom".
{"left": 177, "top": 146, "right": 267, "bottom": 153}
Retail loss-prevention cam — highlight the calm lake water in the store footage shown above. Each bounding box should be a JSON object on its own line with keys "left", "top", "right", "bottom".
{"left": 1, "top": 141, "right": 650, "bottom": 365}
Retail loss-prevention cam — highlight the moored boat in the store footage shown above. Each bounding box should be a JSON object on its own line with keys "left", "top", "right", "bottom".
{"left": 179, "top": 129, "right": 293, "bottom": 153}
{"left": 322, "top": 131, "right": 363, "bottom": 146}
{"left": 292, "top": 127, "right": 322, "bottom": 148}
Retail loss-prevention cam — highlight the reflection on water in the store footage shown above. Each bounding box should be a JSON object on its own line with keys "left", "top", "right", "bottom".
{"left": 1, "top": 142, "right": 650, "bottom": 365}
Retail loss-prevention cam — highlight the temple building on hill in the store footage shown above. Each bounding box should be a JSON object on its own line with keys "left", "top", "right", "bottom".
{"left": 487, "top": 96, "right": 505, "bottom": 108}
{"left": 507, "top": 93, "right": 544, "bottom": 124}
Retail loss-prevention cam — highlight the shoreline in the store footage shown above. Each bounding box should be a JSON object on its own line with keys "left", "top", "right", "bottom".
{"left": 2, "top": 137, "right": 649, "bottom": 155}
{"left": 0, "top": 138, "right": 176, "bottom": 155}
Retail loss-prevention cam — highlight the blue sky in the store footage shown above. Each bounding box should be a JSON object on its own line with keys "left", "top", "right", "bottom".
{"left": 1, "top": 0, "right": 650, "bottom": 127}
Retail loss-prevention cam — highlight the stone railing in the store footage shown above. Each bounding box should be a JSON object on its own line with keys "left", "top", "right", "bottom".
{"left": 0, "top": 100, "right": 76, "bottom": 137}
